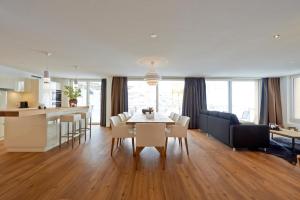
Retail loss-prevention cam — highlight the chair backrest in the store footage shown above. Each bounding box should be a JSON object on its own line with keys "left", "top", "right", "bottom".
{"left": 176, "top": 116, "right": 190, "bottom": 129}
{"left": 123, "top": 112, "right": 130, "bottom": 119}
{"left": 172, "top": 113, "right": 180, "bottom": 122}
{"left": 169, "top": 112, "right": 175, "bottom": 119}
{"left": 110, "top": 116, "right": 121, "bottom": 127}
{"left": 136, "top": 123, "right": 166, "bottom": 147}
{"left": 118, "top": 113, "right": 126, "bottom": 122}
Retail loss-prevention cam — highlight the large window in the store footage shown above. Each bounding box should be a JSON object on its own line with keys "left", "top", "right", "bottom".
{"left": 232, "top": 81, "right": 259, "bottom": 122}
{"left": 128, "top": 81, "right": 156, "bottom": 114}
{"left": 206, "top": 80, "right": 229, "bottom": 112}
{"left": 128, "top": 80, "right": 184, "bottom": 115}
{"left": 158, "top": 81, "right": 184, "bottom": 114}
{"left": 206, "top": 79, "right": 259, "bottom": 123}
{"left": 74, "top": 80, "right": 101, "bottom": 124}
{"left": 293, "top": 76, "right": 300, "bottom": 120}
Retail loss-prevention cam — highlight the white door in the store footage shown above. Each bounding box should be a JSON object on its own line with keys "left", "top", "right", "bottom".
{"left": 0, "top": 91, "right": 7, "bottom": 139}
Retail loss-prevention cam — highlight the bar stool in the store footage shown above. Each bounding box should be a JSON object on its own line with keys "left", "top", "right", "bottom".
{"left": 77, "top": 112, "right": 92, "bottom": 141}
{"left": 59, "top": 114, "right": 82, "bottom": 148}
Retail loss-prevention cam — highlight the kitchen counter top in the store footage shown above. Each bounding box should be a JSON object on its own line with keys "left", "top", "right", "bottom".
{"left": 0, "top": 106, "right": 89, "bottom": 117}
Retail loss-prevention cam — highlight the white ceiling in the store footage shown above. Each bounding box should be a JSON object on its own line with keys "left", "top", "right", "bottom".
{"left": 0, "top": 0, "right": 300, "bottom": 79}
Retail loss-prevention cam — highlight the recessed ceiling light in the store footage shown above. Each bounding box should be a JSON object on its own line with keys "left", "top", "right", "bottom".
{"left": 150, "top": 33, "right": 158, "bottom": 38}
{"left": 273, "top": 34, "right": 280, "bottom": 39}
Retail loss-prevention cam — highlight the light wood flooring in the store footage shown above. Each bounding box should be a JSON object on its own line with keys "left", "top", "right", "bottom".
{"left": 0, "top": 126, "right": 300, "bottom": 200}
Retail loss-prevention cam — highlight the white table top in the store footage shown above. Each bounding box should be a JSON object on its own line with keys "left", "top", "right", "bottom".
{"left": 126, "top": 113, "right": 175, "bottom": 124}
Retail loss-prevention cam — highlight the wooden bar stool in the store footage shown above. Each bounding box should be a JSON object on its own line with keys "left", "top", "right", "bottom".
{"left": 59, "top": 114, "right": 82, "bottom": 148}
{"left": 77, "top": 112, "right": 92, "bottom": 141}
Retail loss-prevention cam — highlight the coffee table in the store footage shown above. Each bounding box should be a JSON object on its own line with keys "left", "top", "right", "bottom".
{"left": 270, "top": 129, "right": 300, "bottom": 151}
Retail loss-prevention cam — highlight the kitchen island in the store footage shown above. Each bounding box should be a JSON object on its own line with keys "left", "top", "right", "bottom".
{"left": 0, "top": 106, "right": 89, "bottom": 152}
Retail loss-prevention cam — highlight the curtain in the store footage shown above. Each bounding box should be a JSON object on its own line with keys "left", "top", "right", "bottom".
{"left": 111, "top": 77, "right": 128, "bottom": 116}
{"left": 182, "top": 77, "right": 207, "bottom": 129}
{"left": 100, "top": 79, "right": 107, "bottom": 126}
{"left": 268, "top": 78, "right": 283, "bottom": 126}
{"left": 259, "top": 78, "right": 268, "bottom": 125}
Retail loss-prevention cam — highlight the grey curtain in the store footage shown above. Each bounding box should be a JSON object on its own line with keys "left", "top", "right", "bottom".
{"left": 100, "top": 79, "right": 106, "bottom": 126}
{"left": 259, "top": 77, "right": 283, "bottom": 126}
{"left": 182, "top": 77, "right": 207, "bottom": 129}
{"left": 111, "top": 77, "right": 128, "bottom": 116}
{"left": 259, "top": 78, "right": 268, "bottom": 125}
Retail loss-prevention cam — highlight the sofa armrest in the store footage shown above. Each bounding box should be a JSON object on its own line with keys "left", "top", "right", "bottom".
{"left": 230, "top": 125, "right": 270, "bottom": 148}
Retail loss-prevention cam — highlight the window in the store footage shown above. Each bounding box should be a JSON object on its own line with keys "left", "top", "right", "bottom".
{"left": 128, "top": 81, "right": 156, "bottom": 114}
{"left": 128, "top": 80, "right": 184, "bottom": 115}
{"left": 206, "top": 80, "right": 229, "bottom": 112}
{"left": 232, "top": 81, "right": 259, "bottom": 122}
{"left": 77, "top": 81, "right": 87, "bottom": 106}
{"left": 293, "top": 76, "right": 300, "bottom": 119}
{"left": 206, "top": 79, "right": 259, "bottom": 123}
{"left": 158, "top": 80, "right": 184, "bottom": 114}
{"left": 73, "top": 80, "right": 101, "bottom": 124}
{"left": 89, "top": 81, "right": 101, "bottom": 123}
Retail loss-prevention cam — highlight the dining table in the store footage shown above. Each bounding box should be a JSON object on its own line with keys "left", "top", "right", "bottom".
{"left": 126, "top": 113, "right": 175, "bottom": 125}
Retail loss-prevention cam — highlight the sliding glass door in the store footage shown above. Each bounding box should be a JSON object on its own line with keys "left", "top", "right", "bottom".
{"left": 75, "top": 80, "right": 101, "bottom": 124}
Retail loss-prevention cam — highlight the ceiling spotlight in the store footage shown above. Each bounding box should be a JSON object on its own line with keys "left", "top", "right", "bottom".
{"left": 150, "top": 33, "right": 158, "bottom": 38}
{"left": 273, "top": 34, "right": 280, "bottom": 39}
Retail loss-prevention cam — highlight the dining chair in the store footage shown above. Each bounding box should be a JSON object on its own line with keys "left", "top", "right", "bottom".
{"left": 172, "top": 113, "right": 180, "bottom": 122}
{"left": 169, "top": 112, "right": 175, "bottom": 119}
{"left": 135, "top": 123, "right": 166, "bottom": 170}
{"left": 165, "top": 116, "right": 190, "bottom": 155}
{"left": 118, "top": 113, "right": 127, "bottom": 123}
{"left": 123, "top": 112, "right": 131, "bottom": 120}
{"left": 110, "top": 116, "right": 135, "bottom": 156}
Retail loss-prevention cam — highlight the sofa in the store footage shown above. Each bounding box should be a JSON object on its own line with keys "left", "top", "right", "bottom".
{"left": 198, "top": 110, "right": 270, "bottom": 149}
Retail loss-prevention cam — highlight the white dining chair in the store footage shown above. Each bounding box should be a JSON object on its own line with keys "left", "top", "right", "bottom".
{"left": 110, "top": 116, "right": 135, "bottom": 156}
{"left": 118, "top": 113, "right": 127, "bottom": 123}
{"left": 169, "top": 112, "right": 175, "bottom": 119}
{"left": 165, "top": 116, "right": 190, "bottom": 155}
{"left": 172, "top": 113, "right": 180, "bottom": 122}
{"left": 123, "top": 112, "right": 131, "bottom": 120}
{"left": 135, "top": 123, "right": 166, "bottom": 170}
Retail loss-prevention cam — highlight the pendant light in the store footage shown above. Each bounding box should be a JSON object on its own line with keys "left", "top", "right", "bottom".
{"left": 144, "top": 61, "right": 161, "bottom": 86}
{"left": 43, "top": 52, "right": 52, "bottom": 84}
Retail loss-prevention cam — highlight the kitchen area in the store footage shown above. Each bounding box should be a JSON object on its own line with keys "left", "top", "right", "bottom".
{"left": 0, "top": 74, "right": 91, "bottom": 152}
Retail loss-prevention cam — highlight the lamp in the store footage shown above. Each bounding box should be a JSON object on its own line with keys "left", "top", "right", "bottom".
{"left": 144, "top": 61, "right": 161, "bottom": 86}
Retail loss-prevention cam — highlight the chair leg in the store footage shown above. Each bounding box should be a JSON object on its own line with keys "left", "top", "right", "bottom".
{"left": 111, "top": 138, "right": 115, "bottom": 156}
{"left": 184, "top": 137, "right": 189, "bottom": 156}
{"left": 131, "top": 138, "right": 135, "bottom": 156}
{"left": 59, "top": 122, "right": 62, "bottom": 148}
{"left": 165, "top": 138, "right": 168, "bottom": 155}
{"left": 72, "top": 123, "right": 75, "bottom": 149}
{"left": 67, "top": 122, "right": 70, "bottom": 144}
{"left": 79, "top": 120, "right": 81, "bottom": 144}
{"left": 135, "top": 147, "right": 142, "bottom": 170}
{"left": 84, "top": 118, "right": 87, "bottom": 141}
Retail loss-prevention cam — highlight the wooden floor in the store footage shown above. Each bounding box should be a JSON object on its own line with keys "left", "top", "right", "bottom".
{"left": 0, "top": 126, "right": 300, "bottom": 200}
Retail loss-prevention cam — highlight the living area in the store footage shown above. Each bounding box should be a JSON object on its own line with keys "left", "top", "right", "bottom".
{"left": 0, "top": 1, "right": 300, "bottom": 199}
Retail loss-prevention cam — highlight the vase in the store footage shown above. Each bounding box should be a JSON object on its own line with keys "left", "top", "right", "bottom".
{"left": 69, "top": 99, "right": 77, "bottom": 107}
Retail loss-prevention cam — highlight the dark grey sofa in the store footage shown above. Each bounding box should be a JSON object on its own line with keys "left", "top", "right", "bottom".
{"left": 199, "top": 110, "right": 269, "bottom": 149}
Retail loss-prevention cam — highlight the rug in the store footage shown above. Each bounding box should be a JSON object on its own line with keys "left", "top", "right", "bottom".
{"left": 262, "top": 136, "right": 300, "bottom": 165}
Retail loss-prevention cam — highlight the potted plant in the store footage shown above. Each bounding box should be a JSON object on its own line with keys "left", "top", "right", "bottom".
{"left": 63, "top": 86, "right": 81, "bottom": 107}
